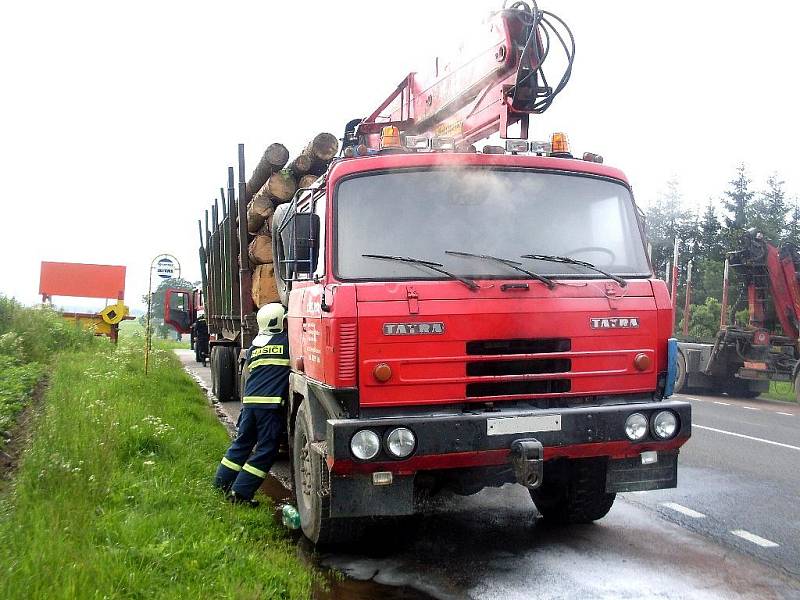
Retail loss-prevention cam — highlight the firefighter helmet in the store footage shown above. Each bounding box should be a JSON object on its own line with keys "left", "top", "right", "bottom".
{"left": 253, "top": 303, "right": 286, "bottom": 346}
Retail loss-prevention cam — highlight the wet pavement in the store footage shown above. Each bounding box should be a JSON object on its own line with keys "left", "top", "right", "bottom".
{"left": 176, "top": 350, "right": 800, "bottom": 599}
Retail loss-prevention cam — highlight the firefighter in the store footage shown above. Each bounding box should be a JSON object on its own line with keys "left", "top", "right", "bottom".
{"left": 213, "top": 303, "right": 290, "bottom": 506}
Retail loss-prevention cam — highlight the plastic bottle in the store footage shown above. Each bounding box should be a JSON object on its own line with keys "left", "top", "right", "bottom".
{"left": 281, "top": 504, "right": 301, "bottom": 530}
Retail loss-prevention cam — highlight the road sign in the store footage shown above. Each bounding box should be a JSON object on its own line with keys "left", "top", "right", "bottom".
{"left": 156, "top": 257, "right": 176, "bottom": 279}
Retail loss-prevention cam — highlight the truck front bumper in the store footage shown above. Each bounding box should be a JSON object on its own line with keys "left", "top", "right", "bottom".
{"left": 323, "top": 400, "right": 691, "bottom": 517}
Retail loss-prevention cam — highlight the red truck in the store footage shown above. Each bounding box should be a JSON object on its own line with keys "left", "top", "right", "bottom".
{"left": 172, "top": 3, "right": 690, "bottom": 544}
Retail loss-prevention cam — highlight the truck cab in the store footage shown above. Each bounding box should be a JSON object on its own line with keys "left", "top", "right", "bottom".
{"left": 276, "top": 146, "right": 691, "bottom": 544}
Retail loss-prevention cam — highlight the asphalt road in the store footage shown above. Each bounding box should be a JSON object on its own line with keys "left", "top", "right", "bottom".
{"left": 176, "top": 350, "right": 800, "bottom": 599}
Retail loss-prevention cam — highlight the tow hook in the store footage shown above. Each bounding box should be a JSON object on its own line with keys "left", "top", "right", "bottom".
{"left": 510, "top": 439, "right": 544, "bottom": 489}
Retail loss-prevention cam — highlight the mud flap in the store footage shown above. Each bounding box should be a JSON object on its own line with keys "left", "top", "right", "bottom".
{"left": 510, "top": 439, "right": 544, "bottom": 489}
{"left": 605, "top": 450, "right": 678, "bottom": 492}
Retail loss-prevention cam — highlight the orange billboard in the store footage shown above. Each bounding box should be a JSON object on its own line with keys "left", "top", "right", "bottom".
{"left": 39, "top": 262, "right": 127, "bottom": 300}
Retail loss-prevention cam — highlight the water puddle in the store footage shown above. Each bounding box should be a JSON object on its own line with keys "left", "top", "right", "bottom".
{"left": 259, "top": 473, "right": 436, "bottom": 600}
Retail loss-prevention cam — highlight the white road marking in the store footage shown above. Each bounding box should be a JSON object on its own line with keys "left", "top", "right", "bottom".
{"left": 660, "top": 502, "right": 706, "bottom": 518}
{"left": 776, "top": 412, "right": 794, "bottom": 417}
{"left": 742, "top": 406, "right": 760, "bottom": 411}
{"left": 713, "top": 401, "right": 731, "bottom": 406}
{"left": 684, "top": 396, "right": 703, "bottom": 402}
{"left": 694, "top": 424, "right": 800, "bottom": 452}
{"left": 731, "top": 530, "right": 779, "bottom": 548}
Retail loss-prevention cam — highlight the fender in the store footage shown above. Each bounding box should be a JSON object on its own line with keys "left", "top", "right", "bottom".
{"left": 289, "top": 372, "right": 357, "bottom": 442}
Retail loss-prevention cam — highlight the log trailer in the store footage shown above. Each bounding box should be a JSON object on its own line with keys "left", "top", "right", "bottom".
{"left": 172, "top": 1, "right": 691, "bottom": 544}
{"left": 675, "top": 230, "right": 800, "bottom": 399}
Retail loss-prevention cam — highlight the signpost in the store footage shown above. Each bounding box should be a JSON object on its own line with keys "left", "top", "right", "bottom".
{"left": 145, "top": 254, "right": 181, "bottom": 375}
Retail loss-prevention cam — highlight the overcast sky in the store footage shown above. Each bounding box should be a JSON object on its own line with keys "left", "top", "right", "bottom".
{"left": 1, "top": 1, "right": 798, "bottom": 310}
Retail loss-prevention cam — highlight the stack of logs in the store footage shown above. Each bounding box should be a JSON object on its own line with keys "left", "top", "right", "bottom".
{"left": 245, "top": 133, "right": 339, "bottom": 307}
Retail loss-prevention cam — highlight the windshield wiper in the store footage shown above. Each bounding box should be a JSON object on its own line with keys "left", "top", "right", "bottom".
{"left": 521, "top": 254, "right": 628, "bottom": 287}
{"left": 445, "top": 250, "right": 556, "bottom": 289}
{"left": 362, "top": 254, "right": 480, "bottom": 291}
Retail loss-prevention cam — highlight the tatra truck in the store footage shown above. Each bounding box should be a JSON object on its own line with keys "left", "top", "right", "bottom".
{"left": 167, "top": 2, "right": 690, "bottom": 544}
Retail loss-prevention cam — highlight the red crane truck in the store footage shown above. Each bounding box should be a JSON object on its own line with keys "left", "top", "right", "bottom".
{"left": 676, "top": 229, "right": 800, "bottom": 399}
{"left": 171, "top": 2, "right": 691, "bottom": 544}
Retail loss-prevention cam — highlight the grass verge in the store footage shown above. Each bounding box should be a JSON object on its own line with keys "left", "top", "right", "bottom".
{"left": 0, "top": 333, "right": 312, "bottom": 599}
{"left": 763, "top": 380, "right": 797, "bottom": 403}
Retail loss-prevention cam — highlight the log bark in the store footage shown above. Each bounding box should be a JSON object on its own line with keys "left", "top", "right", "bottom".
{"left": 248, "top": 235, "right": 273, "bottom": 265}
{"left": 305, "top": 133, "right": 339, "bottom": 162}
{"left": 287, "top": 153, "right": 312, "bottom": 179}
{"left": 246, "top": 190, "right": 275, "bottom": 234}
{"left": 251, "top": 264, "right": 279, "bottom": 308}
{"left": 267, "top": 170, "right": 297, "bottom": 203}
{"left": 246, "top": 143, "right": 289, "bottom": 200}
{"left": 298, "top": 174, "right": 318, "bottom": 189}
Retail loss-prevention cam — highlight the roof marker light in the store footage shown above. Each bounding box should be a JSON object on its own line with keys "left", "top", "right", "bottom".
{"left": 404, "top": 135, "right": 431, "bottom": 150}
{"left": 583, "top": 151, "right": 604, "bottom": 164}
{"left": 431, "top": 137, "right": 456, "bottom": 151}
{"left": 551, "top": 132, "right": 570, "bottom": 155}
{"left": 505, "top": 139, "right": 529, "bottom": 153}
{"left": 381, "top": 126, "right": 402, "bottom": 149}
{"left": 530, "top": 141, "right": 552, "bottom": 155}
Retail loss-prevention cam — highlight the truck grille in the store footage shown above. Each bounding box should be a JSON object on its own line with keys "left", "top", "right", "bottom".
{"left": 467, "top": 379, "right": 571, "bottom": 397}
{"left": 466, "top": 338, "right": 571, "bottom": 355}
{"left": 467, "top": 358, "right": 571, "bottom": 377}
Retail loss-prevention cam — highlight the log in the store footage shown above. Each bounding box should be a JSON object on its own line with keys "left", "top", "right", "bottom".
{"left": 298, "top": 174, "right": 318, "bottom": 188}
{"left": 305, "top": 132, "right": 339, "bottom": 162}
{"left": 267, "top": 170, "right": 297, "bottom": 203}
{"left": 248, "top": 235, "right": 273, "bottom": 265}
{"left": 252, "top": 264, "right": 280, "bottom": 308}
{"left": 246, "top": 191, "right": 275, "bottom": 234}
{"left": 246, "top": 143, "right": 289, "bottom": 200}
{"left": 287, "top": 153, "right": 313, "bottom": 179}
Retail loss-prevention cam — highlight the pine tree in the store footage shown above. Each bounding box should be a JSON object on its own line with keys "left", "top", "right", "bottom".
{"left": 646, "top": 177, "right": 690, "bottom": 277}
{"left": 721, "top": 163, "right": 754, "bottom": 246}
{"left": 697, "top": 201, "right": 723, "bottom": 261}
{"left": 749, "top": 173, "right": 787, "bottom": 244}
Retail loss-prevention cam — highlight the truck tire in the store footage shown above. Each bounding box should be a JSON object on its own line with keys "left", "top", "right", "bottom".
{"left": 530, "top": 458, "right": 616, "bottom": 525}
{"left": 674, "top": 351, "right": 687, "bottom": 394}
{"left": 293, "top": 402, "right": 360, "bottom": 546}
{"left": 212, "top": 346, "right": 237, "bottom": 402}
{"left": 271, "top": 203, "right": 292, "bottom": 307}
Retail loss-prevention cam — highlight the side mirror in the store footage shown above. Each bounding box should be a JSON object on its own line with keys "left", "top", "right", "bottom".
{"left": 279, "top": 212, "right": 320, "bottom": 278}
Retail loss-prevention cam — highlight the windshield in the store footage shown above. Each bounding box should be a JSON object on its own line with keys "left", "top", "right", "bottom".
{"left": 335, "top": 168, "right": 650, "bottom": 281}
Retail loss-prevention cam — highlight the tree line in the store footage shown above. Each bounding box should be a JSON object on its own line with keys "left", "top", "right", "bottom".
{"left": 645, "top": 164, "right": 799, "bottom": 340}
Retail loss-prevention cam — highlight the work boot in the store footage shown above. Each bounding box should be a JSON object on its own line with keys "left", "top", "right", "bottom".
{"left": 227, "top": 491, "right": 260, "bottom": 507}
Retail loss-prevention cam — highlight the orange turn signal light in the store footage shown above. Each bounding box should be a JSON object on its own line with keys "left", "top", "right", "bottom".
{"left": 551, "top": 132, "right": 570, "bottom": 154}
{"left": 633, "top": 353, "right": 652, "bottom": 372}
{"left": 380, "top": 126, "right": 402, "bottom": 149}
{"left": 373, "top": 362, "right": 392, "bottom": 382}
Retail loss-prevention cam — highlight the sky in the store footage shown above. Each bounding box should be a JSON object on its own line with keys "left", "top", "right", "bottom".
{"left": 1, "top": 0, "right": 799, "bottom": 310}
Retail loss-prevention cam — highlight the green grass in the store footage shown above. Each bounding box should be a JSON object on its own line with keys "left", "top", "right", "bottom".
{"left": 0, "top": 330, "right": 312, "bottom": 599}
{"left": 763, "top": 380, "right": 797, "bottom": 403}
{"left": 0, "top": 297, "right": 94, "bottom": 440}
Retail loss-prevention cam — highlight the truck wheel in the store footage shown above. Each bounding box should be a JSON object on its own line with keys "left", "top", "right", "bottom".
{"left": 674, "top": 352, "right": 687, "bottom": 394}
{"left": 212, "top": 346, "right": 237, "bottom": 402}
{"left": 293, "top": 402, "right": 360, "bottom": 545}
{"left": 530, "top": 458, "right": 616, "bottom": 525}
{"left": 210, "top": 346, "right": 219, "bottom": 396}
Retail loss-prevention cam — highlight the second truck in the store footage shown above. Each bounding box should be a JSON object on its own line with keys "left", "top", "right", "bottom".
{"left": 169, "top": 2, "right": 691, "bottom": 544}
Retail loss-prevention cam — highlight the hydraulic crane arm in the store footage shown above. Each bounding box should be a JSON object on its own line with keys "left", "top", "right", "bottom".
{"left": 731, "top": 231, "right": 800, "bottom": 339}
{"left": 354, "top": 2, "right": 574, "bottom": 149}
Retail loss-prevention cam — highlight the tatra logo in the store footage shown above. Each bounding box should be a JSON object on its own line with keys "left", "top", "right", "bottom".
{"left": 590, "top": 317, "right": 640, "bottom": 329}
{"left": 383, "top": 322, "right": 445, "bottom": 336}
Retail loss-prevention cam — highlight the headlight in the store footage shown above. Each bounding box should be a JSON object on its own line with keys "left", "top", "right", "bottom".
{"left": 350, "top": 430, "right": 381, "bottom": 460}
{"left": 386, "top": 427, "right": 416, "bottom": 458}
{"left": 625, "top": 413, "right": 648, "bottom": 441}
{"left": 652, "top": 410, "right": 678, "bottom": 439}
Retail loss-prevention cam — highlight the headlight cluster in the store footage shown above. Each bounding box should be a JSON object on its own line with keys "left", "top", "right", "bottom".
{"left": 350, "top": 427, "right": 416, "bottom": 460}
{"left": 624, "top": 410, "right": 679, "bottom": 441}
